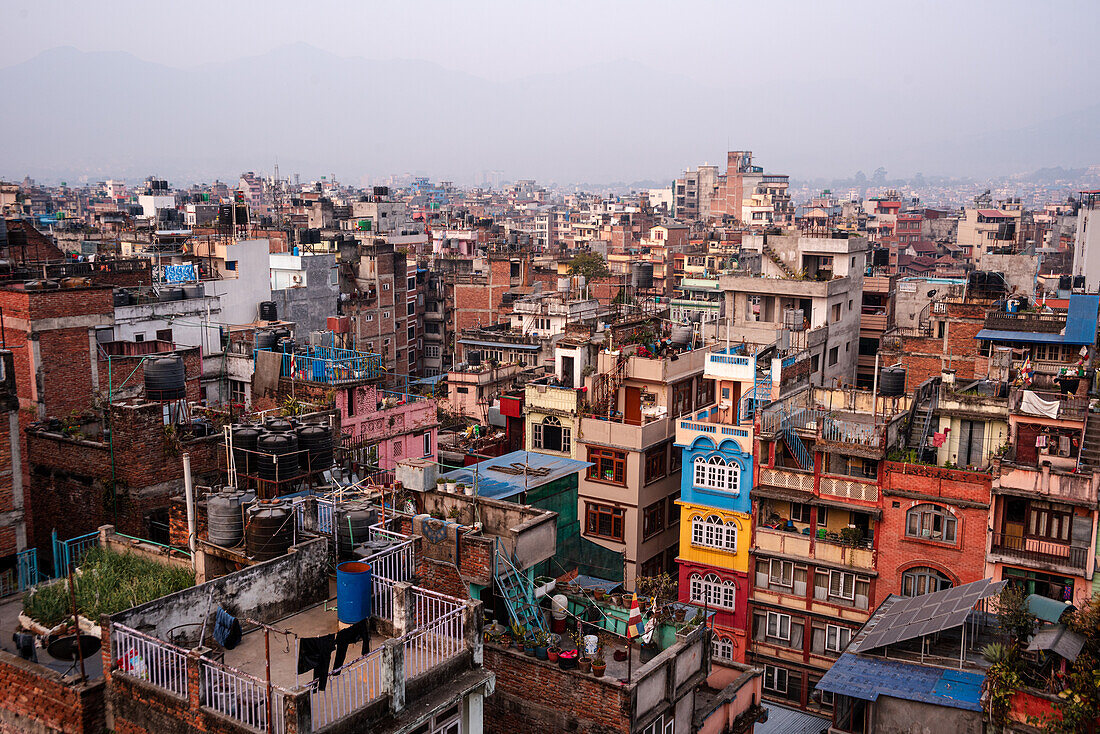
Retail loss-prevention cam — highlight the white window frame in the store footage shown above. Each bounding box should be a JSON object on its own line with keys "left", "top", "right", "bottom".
{"left": 712, "top": 636, "right": 734, "bottom": 661}
{"left": 829, "top": 570, "right": 856, "bottom": 600}
{"left": 768, "top": 559, "right": 794, "bottom": 588}
{"left": 689, "top": 573, "right": 736, "bottom": 611}
{"left": 763, "top": 664, "right": 788, "bottom": 694}
{"left": 692, "top": 455, "right": 740, "bottom": 494}
{"left": 691, "top": 514, "right": 737, "bottom": 552}
{"left": 825, "top": 624, "right": 851, "bottom": 653}
{"left": 422, "top": 432, "right": 432, "bottom": 457}
{"left": 766, "top": 611, "right": 791, "bottom": 641}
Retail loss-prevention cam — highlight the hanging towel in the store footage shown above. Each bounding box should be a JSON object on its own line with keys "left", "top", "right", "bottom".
{"left": 213, "top": 607, "right": 242, "bottom": 650}
{"left": 331, "top": 620, "right": 370, "bottom": 672}
{"left": 297, "top": 634, "right": 336, "bottom": 691}
{"left": 1020, "top": 390, "right": 1060, "bottom": 419}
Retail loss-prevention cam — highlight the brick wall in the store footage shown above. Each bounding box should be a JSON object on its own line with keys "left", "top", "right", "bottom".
{"left": 877, "top": 462, "right": 992, "bottom": 597}
{"left": 484, "top": 645, "right": 631, "bottom": 734}
{"left": 0, "top": 650, "right": 105, "bottom": 734}
{"left": 0, "top": 413, "right": 15, "bottom": 558}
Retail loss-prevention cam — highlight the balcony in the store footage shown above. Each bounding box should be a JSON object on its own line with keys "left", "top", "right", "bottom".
{"left": 814, "top": 538, "right": 875, "bottom": 569}
{"left": 704, "top": 348, "right": 756, "bottom": 382}
{"left": 525, "top": 382, "right": 580, "bottom": 415}
{"left": 1010, "top": 389, "right": 1087, "bottom": 421}
{"left": 754, "top": 526, "right": 811, "bottom": 558}
{"left": 989, "top": 532, "right": 1088, "bottom": 572}
{"left": 860, "top": 312, "right": 888, "bottom": 331}
{"left": 819, "top": 418, "right": 883, "bottom": 450}
{"left": 758, "top": 467, "right": 814, "bottom": 494}
{"left": 675, "top": 407, "right": 753, "bottom": 452}
{"left": 579, "top": 413, "right": 671, "bottom": 451}
{"left": 996, "top": 466, "right": 1099, "bottom": 506}
{"left": 984, "top": 311, "right": 1066, "bottom": 334}
{"left": 818, "top": 475, "right": 879, "bottom": 502}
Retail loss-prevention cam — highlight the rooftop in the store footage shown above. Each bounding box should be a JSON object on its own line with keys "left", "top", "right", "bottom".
{"left": 440, "top": 450, "right": 591, "bottom": 501}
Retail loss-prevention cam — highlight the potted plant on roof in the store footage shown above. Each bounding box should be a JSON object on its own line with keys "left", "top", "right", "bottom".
{"left": 591, "top": 637, "right": 606, "bottom": 677}
{"left": 455, "top": 482, "right": 466, "bottom": 495}
{"left": 445, "top": 477, "right": 457, "bottom": 493}
{"left": 436, "top": 478, "right": 447, "bottom": 492}
{"left": 534, "top": 629, "right": 550, "bottom": 660}
{"left": 509, "top": 622, "right": 526, "bottom": 651}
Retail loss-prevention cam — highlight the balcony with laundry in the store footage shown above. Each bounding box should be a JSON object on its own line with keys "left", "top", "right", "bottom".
{"left": 103, "top": 519, "right": 490, "bottom": 734}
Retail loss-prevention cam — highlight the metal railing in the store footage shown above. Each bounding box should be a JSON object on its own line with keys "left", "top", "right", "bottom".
{"left": 256, "top": 344, "right": 383, "bottom": 385}
{"left": 200, "top": 656, "right": 277, "bottom": 732}
{"left": 990, "top": 533, "right": 1087, "bottom": 571}
{"left": 403, "top": 603, "right": 466, "bottom": 680}
{"left": 310, "top": 647, "right": 385, "bottom": 730}
{"left": 111, "top": 623, "right": 190, "bottom": 699}
{"left": 53, "top": 530, "right": 100, "bottom": 578}
{"left": 821, "top": 418, "right": 882, "bottom": 448}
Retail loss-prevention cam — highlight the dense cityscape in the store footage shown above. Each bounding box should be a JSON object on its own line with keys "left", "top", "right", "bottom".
{"left": 1, "top": 3, "right": 1099, "bottom": 734}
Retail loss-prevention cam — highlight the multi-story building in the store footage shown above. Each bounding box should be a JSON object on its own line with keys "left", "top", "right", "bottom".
{"left": 670, "top": 276, "right": 724, "bottom": 325}
{"left": 672, "top": 345, "right": 763, "bottom": 664}
{"left": 710, "top": 151, "right": 793, "bottom": 227}
{"left": 957, "top": 205, "right": 1021, "bottom": 261}
{"left": 577, "top": 339, "right": 716, "bottom": 586}
{"left": 340, "top": 239, "right": 414, "bottom": 375}
{"left": 718, "top": 232, "right": 867, "bottom": 387}
{"left": 747, "top": 386, "right": 911, "bottom": 713}
{"left": 673, "top": 164, "right": 719, "bottom": 219}
{"left": 1072, "top": 190, "right": 1100, "bottom": 291}
{"left": 856, "top": 274, "right": 894, "bottom": 388}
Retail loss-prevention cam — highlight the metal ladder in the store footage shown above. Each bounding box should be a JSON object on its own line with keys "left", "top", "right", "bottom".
{"left": 493, "top": 538, "right": 547, "bottom": 634}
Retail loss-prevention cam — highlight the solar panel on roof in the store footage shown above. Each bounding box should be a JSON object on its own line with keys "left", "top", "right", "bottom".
{"left": 851, "top": 579, "right": 1006, "bottom": 651}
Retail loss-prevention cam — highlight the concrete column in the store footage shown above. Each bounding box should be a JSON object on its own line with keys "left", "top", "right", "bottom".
{"left": 465, "top": 599, "right": 484, "bottom": 667}
{"left": 286, "top": 686, "right": 313, "bottom": 734}
{"left": 464, "top": 689, "right": 484, "bottom": 734}
{"left": 186, "top": 648, "right": 204, "bottom": 728}
{"left": 382, "top": 638, "right": 405, "bottom": 714}
{"left": 9, "top": 411, "right": 25, "bottom": 550}
{"left": 392, "top": 581, "right": 415, "bottom": 637}
{"left": 88, "top": 329, "right": 100, "bottom": 391}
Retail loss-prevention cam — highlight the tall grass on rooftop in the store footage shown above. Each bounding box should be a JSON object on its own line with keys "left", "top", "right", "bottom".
{"left": 22, "top": 546, "right": 194, "bottom": 628}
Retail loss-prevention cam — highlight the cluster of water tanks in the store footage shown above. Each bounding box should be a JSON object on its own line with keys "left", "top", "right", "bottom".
{"left": 230, "top": 418, "right": 335, "bottom": 482}
{"left": 144, "top": 354, "right": 187, "bottom": 401}
{"left": 207, "top": 488, "right": 257, "bottom": 547}
{"left": 254, "top": 327, "right": 293, "bottom": 352}
{"left": 113, "top": 283, "right": 204, "bottom": 307}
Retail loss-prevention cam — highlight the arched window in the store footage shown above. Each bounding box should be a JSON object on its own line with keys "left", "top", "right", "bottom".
{"left": 901, "top": 567, "right": 952, "bottom": 597}
{"left": 712, "top": 636, "right": 734, "bottom": 661}
{"left": 693, "top": 455, "right": 740, "bottom": 494}
{"left": 691, "top": 514, "right": 738, "bottom": 552}
{"left": 532, "top": 415, "right": 571, "bottom": 454}
{"left": 905, "top": 504, "right": 957, "bottom": 543}
{"left": 689, "top": 573, "right": 737, "bottom": 610}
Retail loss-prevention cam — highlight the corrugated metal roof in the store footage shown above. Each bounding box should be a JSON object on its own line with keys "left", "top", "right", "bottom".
{"left": 756, "top": 703, "right": 829, "bottom": 734}
{"left": 815, "top": 654, "right": 985, "bottom": 711}
{"left": 440, "top": 450, "right": 591, "bottom": 500}
{"left": 1028, "top": 625, "right": 1085, "bottom": 662}
{"left": 1026, "top": 593, "right": 1073, "bottom": 624}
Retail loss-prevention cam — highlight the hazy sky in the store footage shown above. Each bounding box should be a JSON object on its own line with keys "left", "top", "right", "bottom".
{"left": 3, "top": 0, "right": 1099, "bottom": 184}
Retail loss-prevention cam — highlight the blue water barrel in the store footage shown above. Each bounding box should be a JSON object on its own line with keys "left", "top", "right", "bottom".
{"left": 336, "top": 561, "right": 372, "bottom": 624}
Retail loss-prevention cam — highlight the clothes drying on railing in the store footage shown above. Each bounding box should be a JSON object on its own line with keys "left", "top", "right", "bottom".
{"left": 331, "top": 621, "right": 370, "bottom": 672}
{"left": 213, "top": 607, "right": 242, "bottom": 650}
{"left": 1020, "top": 390, "right": 1060, "bottom": 419}
{"left": 298, "top": 634, "right": 336, "bottom": 691}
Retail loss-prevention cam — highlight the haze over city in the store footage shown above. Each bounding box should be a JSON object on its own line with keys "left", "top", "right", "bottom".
{"left": 3, "top": 0, "right": 1100, "bottom": 185}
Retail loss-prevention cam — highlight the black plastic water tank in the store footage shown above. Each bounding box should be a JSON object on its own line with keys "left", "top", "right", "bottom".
{"left": 245, "top": 501, "right": 293, "bottom": 560}
{"left": 259, "top": 301, "right": 278, "bottom": 321}
{"left": 144, "top": 355, "right": 186, "bottom": 400}
{"left": 255, "top": 432, "right": 300, "bottom": 481}
{"left": 160, "top": 287, "right": 185, "bottom": 302}
{"left": 879, "top": 366, "right": 906, "bottom": 397}
{"left": 113, "top": 290, "right": 132, "bottom": 307}
{"left": 335, "top": 504, "right": 377, "bottom": 558}
{"left": 232, "top": 425, "right": 262, "bottom": 474}
{"left": 254, "top": 330, "right": 277, "bottom": 351}
{"left": 264, "top": 418, "right": 295, "bottom": 433}
{"left": 297, "top": 424, "right": 334, "bottom": 474}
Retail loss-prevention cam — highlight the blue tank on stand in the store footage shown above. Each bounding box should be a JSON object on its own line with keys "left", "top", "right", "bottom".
{"left": 336, "top": 561, "right": 372, "bottom": 624}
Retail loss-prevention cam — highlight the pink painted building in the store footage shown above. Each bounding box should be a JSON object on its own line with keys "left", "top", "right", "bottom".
{"left": 337, "top": 383, "right": 439, "bottom": 471}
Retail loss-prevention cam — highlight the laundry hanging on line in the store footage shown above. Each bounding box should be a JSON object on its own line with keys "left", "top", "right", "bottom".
{"left": 297, "top": 634, "right": 336, "bottom": 691}
{"left": 331, "top": 620, "right": 370, "bottom": 673}
{"left": 213, "top": 607, "right": 242, "bottom": 650}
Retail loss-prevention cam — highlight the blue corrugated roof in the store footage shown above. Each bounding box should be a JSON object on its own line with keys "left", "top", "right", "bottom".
{"left": 440, "top": 450, "right": 591, "bottom": 500}
{"left": 815, "top": 654, "right": 985, "bottom": 712}
{"left": 976, "top": 294, "right": 1099, "bottom": 346}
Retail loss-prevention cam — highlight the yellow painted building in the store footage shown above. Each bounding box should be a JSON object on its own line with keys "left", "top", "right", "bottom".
{"left": 524, "top": 382, "right": 581, "bottom": 459}
{"left": 677, "top": 501, "right": 753, "bottom": 574}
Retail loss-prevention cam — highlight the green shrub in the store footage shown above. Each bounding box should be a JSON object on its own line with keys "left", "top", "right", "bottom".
{"left": 23, "top": 547, "right": 194, "bottom": 628}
